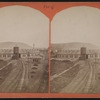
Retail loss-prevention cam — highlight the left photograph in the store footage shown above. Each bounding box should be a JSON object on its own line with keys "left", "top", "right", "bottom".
{"left": 0, "top": 5, "right": 49, "bottom": 93}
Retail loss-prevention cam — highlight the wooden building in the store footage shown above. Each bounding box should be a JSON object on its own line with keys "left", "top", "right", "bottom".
{"left": 0, "top": 46, "right": 42, "bottom": 62}
{"left": 52, "top": 48, "right": 100, "bottom": 61}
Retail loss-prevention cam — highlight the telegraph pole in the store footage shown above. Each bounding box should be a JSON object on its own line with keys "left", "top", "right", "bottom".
{"left": 95, "top": 53, "right": 96, "bottom": 68}
{"left": 27, "top": 52, "right": 30, "bottom": 79}
{"left": 27, "top": 52, "right": 30, "bottom": 67}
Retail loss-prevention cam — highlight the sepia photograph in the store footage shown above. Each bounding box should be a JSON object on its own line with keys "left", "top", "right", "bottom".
{"left": 1, "top": 2, "right": 100, "bottom": 98}
{"left": 50, "top": 6, "right": 100, "bottom": 94}
{"left": 0, "top": 5, "right": 49, "bottom": 93}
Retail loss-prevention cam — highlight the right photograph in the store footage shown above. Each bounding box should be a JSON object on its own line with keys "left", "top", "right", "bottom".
{"left": 50, "top": 6, "right": 100, "bottom": 94}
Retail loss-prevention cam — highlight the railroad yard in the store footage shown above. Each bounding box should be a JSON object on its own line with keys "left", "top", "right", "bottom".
{"left": 50, "top": 59, "right": 100, "bottom": 93}
{"left": 0, "top": 57, "right": 49, "bottom": 93}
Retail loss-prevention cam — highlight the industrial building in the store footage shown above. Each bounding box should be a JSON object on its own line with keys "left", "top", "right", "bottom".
{"left": 51, "top": 47, "right": 100, "bottom": 61}
{"left": 0, "top": 46, "right": 43, "bottom": 64}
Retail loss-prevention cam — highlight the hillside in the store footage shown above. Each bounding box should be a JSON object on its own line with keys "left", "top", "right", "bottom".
{"left": 51, "top": 42, "right": 100, "bottom": 50}
{"left": 0, "top": 42, "right": 32, "bottom": 49}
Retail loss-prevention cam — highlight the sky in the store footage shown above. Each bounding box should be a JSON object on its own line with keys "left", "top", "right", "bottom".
{"left": 0, "top": 5, "right": 49, "bottom": 48}
{"left": 51, "top": 6, "right": 100, "bottom": 47}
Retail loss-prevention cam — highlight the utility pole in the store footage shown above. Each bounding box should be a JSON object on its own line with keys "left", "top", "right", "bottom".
{"left": 27, "top": 52, "right": 30, "bottom": 79}
{"left": 95, "top": 53, "right": 96, "bottom": 68}
{"left": 27, "top": 52, "right": 30, "bottom": 67}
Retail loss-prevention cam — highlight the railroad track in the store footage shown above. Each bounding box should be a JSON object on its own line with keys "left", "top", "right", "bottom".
{"left": 84, "top": 60, "right": 95, "bottom": 93}
{"left": 0, "top": 60, "right": 23, "bottom": 92}
{"left": 50, "top": 60, "right": 79, "bottom": 81}
{"left": 17, "top": 60, "right": 27, "bottom": 91}
{"left": 37, "top": 61, "right": 49, "bottom": 93}
{"left": 60, "top": 60, "right": 95, "bottom": 93}
{"left": 0, "top": 60, "right": 13, "bottom": 71}
{"left": 3, "top": 65, "right": 23, "bottom": 92}
{"left": 59, "top": 60, "right": 89, "bottom": 93}
{"left": 70, "top": 61, "right": 90, "bottom": 93}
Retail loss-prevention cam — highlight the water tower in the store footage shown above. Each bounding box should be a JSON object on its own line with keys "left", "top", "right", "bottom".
{"left": 13, "top": 47, "right": 19, "bottom": 54}
{"left": 12, "top": 46, "right": 20, "bottom": 59}
{"left": 33, "top": 44, "right": 35, "bottom": 49}
{"left": 81, "top": 47, "right": 86, "bottom": 55}
{"left": 79, "top": 47, "right": 87, "bottom": 60}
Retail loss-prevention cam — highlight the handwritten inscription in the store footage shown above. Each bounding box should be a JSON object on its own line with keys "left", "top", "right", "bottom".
{"left": 43, "top": 5, "right": 54, "bottom": 10}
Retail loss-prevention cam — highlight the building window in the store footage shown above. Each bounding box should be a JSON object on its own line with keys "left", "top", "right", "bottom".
{"left": 23, "top": 54, "right": 26, "bottom": 57}
{"left": 66, "top": 55, "right": 68, "bottom": 58}
{"left": 57, "top": 55, "right": 59, "bottom": 58}
{"left": 75, "top": 55, "right": 78, "bottom": 58}
{"left": 59, "top": 55, "right": 61, "bottom": 57}
{"left": 90, "top": 55, "right": 93, "bottom": 58}
{"left": 3, "top": 54, "right": 6, "bottom": 57}
{"left": 95, "top": 54, "right": 98, "bottom": 58}
{"left": 8, "top": 54, "right": 11, "bottom": 57}
{"left": 70, "top": 55, "right": 73, "bottom": 58}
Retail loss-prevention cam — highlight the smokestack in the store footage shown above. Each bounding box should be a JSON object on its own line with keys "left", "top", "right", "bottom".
{"left": 33, "top": 44, "right": 35, "bottom": 49}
